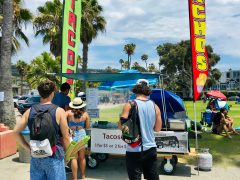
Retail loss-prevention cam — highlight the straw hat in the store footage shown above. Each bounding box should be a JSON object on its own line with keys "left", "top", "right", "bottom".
{"left": 69, "top": 97, "right": 86, "bottom": 109}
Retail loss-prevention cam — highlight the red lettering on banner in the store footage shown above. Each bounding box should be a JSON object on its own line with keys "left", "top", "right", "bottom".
{"left": 189, "top": 0, "right": 208, "bottom": 100}
{"left": 66, "top": 69, "right": 74, "bottom": 85}
{"left": 71, "top": 0, "right": 75, "bottom": 11}
{"left": 67, "top": 49, "right": 75, "bottom": 66}
{"left": 68, "top": 30, "right": 75, "bottom": 47}
{"left": 191, "top": 2, "right": 207, "bottom": 72}
{"left": 68, "top": 12, "right": 76, "bottom": 31}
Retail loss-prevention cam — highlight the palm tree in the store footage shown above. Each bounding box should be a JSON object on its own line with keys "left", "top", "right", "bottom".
{"left": 148, "top": 63, "right": 157, "bottom": 72}
{"left": 132, "top": 61, "right": 146, "bottom": 72}
{"left": 123, "top": 61, "right": 129, "bottom": 70}
{"left": 16, "top": 60, "right": 28, "bottom": 95}
{"left": 119, "top": 59, "right": 124, "bottom": 70}
{"left": 33, "top": 0, "right": 62, "bottom": 57}
{"left": 124, "top": 43, "right": 136, "bottom": 69}
{"left": 81, "top": 0, "right": 106, "bottom": 73}
{"left": 0, "top": 0, "right": 33, "bottom": 54}
{"left": 26, "top": 52, "right": 61, "bottom": 88}
{"left": 141, "top": 54, "right": 148, "bottom": 70}
{"left": 12, "top": 0, "right": 33, "bottom": 53}
{"left": 0, "top": 0, "right": 15, "bottom": 128}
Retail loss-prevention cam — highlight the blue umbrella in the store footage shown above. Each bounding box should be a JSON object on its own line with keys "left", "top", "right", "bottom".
{"left": 150, "top": 89, "right": 185, "bottom": 125}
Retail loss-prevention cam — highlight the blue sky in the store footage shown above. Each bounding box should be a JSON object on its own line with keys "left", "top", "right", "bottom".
{"left": 12, "top": 0, "right": 240, "bottom": 72}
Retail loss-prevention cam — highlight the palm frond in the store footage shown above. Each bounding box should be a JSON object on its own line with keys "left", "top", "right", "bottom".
{"left": 14, "top": 28, "right": 29, "bottom": 46}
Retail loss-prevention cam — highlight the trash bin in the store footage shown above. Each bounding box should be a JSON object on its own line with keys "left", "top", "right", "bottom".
{"left": 19, "top": 127, "right": 31, "bottom": 163}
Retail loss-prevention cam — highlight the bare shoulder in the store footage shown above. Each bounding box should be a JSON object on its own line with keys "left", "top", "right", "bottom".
{"left": 56, "top": 107, "right": 66, "bottom": 114}
{"left": 83, "top": 111, "right": 89, "bottom": 118}
{"left": 65, "top": 109, "right": 72, "bottom": 116}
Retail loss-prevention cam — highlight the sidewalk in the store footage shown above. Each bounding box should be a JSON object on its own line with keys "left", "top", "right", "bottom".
{"left": 0, "top": 153, "right": 239, "bottom": 180}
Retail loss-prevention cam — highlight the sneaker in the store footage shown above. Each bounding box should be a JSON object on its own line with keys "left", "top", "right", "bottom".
{"left": 227, "top": 135, "right": 232, "bottom": 139}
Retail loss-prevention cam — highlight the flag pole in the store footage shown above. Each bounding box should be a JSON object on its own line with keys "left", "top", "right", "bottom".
{"left": 193, "top": 101, "right": 199, "bottom": 175}
{"left": 188, "top": 0, "right": 201, "bottom": 175}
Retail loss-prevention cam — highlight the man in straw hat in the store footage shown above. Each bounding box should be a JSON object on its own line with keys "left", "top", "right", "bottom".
{"left": 66, "top": 97, "right": 90, "bottom": 179}
{"left": 119, "top": 79, "right": 162, "bottom": 180}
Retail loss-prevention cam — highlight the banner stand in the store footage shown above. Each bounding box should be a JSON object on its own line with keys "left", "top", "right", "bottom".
{"left": 193, "top": 102, "right": 199, "bottom": 176}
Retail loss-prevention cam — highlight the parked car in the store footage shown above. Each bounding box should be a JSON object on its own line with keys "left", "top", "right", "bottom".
{"left": 228, "top": 96, "right": 239, "bottom": 101}
{"left": 18, "top": 95, "right": 31, "bottom": 105}
{"left": 17, "top": 96, "right": 41, "bottom": 114}
{"left": 13, "top": 95, "right": 21, "bottom": 108}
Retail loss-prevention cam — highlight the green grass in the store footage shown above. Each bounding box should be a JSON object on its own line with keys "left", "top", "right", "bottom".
{"left": 185, "top": 101, "right": 240, "bottom": 167}
{"left": 92, "top": 104, "right": 123, "bottom": 123}
{"left": 184, "top": 100, "right": 240, "bottom": 127}
{"left": 94, "top": 101, "right": 240, "bottom": 167}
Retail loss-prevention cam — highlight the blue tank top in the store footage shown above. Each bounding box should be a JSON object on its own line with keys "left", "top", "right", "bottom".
{"left": 68, "top": 121, "right": 85, "bottom": 128}
{"left": 126, "top": 99, "right": 157, "bottom": 152}
{"left": 28, "top": 104, "right": 64, "bottom": 159}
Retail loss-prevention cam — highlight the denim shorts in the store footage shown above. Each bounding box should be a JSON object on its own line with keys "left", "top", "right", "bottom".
{"left": 72, "top": 129, "right": 86, "bottom": 142}
{"left": 30, "top": 157, "right": 66, "bottom": 180}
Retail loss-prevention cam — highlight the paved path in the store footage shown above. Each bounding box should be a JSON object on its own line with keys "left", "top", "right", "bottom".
{"left": 0, "top": 153, "right": 239, "bottom": 180}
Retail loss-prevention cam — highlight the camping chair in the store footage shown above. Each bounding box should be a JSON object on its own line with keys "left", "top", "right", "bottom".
{"left": 201, "top": 111, "right": 216, "bottom": 127}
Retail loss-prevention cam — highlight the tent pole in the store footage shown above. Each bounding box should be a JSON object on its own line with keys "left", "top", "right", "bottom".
{"left": 193, "top": 102, "right": 199, "bottom": 175}
{"left": 160, "top": 75, "right": 167, "bottom": 131}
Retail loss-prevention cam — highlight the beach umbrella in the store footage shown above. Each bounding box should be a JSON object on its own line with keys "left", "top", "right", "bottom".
{"left": 206, "top": 90, "right": 227, "bottom": 100}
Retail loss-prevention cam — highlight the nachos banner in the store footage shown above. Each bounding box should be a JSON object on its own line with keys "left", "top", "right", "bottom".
{"left": 62, "top": 0, "right": 82, "bottom": 98}
{"left": 189, "top": 0, "right": 209, "bottom": 101}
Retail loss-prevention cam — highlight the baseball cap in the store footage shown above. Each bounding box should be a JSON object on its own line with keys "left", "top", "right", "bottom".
{"left": 136, "top": 79, "right": 149, "bottom": 87}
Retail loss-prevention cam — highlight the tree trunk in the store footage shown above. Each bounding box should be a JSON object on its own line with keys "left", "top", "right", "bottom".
{"left": 0, "top": 0, "right": 15, "bottom": 128}
{"left": 129, "top": 55, "right": 131, "bottom": 69}
{"left": 127, "top": 55, "right": 130, "bottom": 70}
{"left": 20, "top": 75, "right": 23, "bottom": 95}
{"left": 82, "top": 42, "right": 88, "bottom": 73}
{"left": 82, "top": 42, "right": 89, "bottom": 91}
{"left": 189, "top": 78, "right": 193, "bottom": 99}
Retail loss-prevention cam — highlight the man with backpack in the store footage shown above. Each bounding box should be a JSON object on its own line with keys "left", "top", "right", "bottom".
{"left": 119, "top": 79, "right": 162, "bottom": 180}
{"left": 14, "top": 80, "right": 70, "bottom": 180}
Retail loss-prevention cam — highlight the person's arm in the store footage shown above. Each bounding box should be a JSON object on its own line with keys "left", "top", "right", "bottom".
{"left": 13, "top": 109, "right": 31, "bottom": 152}
{"left": 85, "top": 112, "right": 90, "bottom": 129}
{"left": 154, "top": 104, "right": 162, "bottom": 132}
{"left": 118, "top": 103, "right": 131, "bottom": 130}
{"left": 57, "top": 108, "right": 70, "bottom": 151}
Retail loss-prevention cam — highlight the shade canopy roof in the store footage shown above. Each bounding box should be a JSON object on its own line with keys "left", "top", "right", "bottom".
{"left": 61, "top": 72, "right": 159, "bottom": 82}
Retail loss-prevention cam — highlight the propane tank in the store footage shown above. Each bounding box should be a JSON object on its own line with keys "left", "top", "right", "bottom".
{"left": 198, "top": 148, "right": 212, "bottom": 171}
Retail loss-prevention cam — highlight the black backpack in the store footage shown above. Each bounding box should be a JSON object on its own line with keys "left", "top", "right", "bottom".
{"left": 30, "top": 104, "right": 57, "bottom": 149}
{"left": 121, "top": 100, "right": 142, "bottom": 147}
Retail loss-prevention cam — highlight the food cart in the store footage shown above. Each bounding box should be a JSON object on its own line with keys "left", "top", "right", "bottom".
{"left": 61, "top": 72, "right": 194, "bottom": 175}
